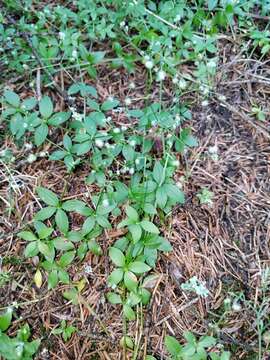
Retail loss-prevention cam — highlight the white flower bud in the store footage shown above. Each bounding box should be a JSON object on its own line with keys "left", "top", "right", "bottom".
{"left": 95, "top": 139, "right": 104, "bottom": 148}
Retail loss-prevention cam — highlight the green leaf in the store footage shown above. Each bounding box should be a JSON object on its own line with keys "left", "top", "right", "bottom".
{"left": 55, "top": 209, "right": 69, "bottom": 233}
{"left": 18, "top": 231, "right": 37, "bottom": 241}
{"left": 129, "top": 223, "right": 142, "bottom": 243}
{"left": 37, "top": 187, "right": 59, "bottom": 206}
{"left": 140, "top": 220, "right": 159, "bottom": 234}
{"left": 63, "top": 134, "right": 72, "bottom": 151}
{"left": 124, "top": 271, "right": 138, "bottom": 292}
{"left": 39, "top": 96, "right": 53, "bottom": 118}
{"left": 58, "top": 251, "right": 76, "bottom": 267}
{"left": 164, "top": 184, "right": 185, "bottom": 204}
{"left": 107, "top": 292, "right": 122, "bottom": 304}
{"left": 101, "top": 98, "right": 119, "bottom": 111}
{"left": 35, "top": 223, "right": 53, "bottom": 239}
{"left": 109, "top": 247, "right": 125, "bottom": 267}
{"left": 126, "top": 205, "right": 139, "bottom": 222}
{"left": 123, "top": 304, "right": 136, "bottom": 321}
{"left": 62, "top": 199, "right": 86, "bottom": 212}
{"left": 208, "top": 0, "right": 218, "bottom": 11}
{"left": 96, "top": 216, "right": 111, "bottom": 228}
{"left": 88, "top": 240, "right": 102, "bottom": 256}
{"left": 82, "top": 216, "right": 95, "bottom": 235}
{"left": 58, "top": 269, "right": 70, "bottom": 284}
{"left": 37, "top": 240, "right": 51, "bottom": 257}
{"left": 24, "top": 241, "right": 39, "bottom": 257}
{"left": 220, "top": 352, "right": 231, "bottom": 360}
{"left": 35, "top": 206, "right": 56, "bottom": 221}
{"left": 53, "top": 237, "right": 74, "bottom": 251}
{"left": 75, "top": 141, "right": 92, "bottom": 155}
{"left": 198, "top": 336, "right": 216, "bottom": 348}
{"left": 49, "top": 150, "right": 66, "bottom": 161}
{"left": 182, "top": 343, "right": 196, "bottom": 357}
{"left": 34, "top": 123, "right": 48, "bottom": 146}
{"left": 183, "top": 331, "right": 196, "bottom": 345}
{"left": 48, "top": 270, "right": 58, "bottom": 289}
{"left": 22, "top": 97, "right": 37, "bottom": 110}
{"left": 156, "top": 187, "right": 167, "bottom": 208}
{"left": 108, "top": 268, "right": 124, "bottom": 286}
{"left": 165, "top": 336, "right": 182, "bottom": 357}
{"left": 0, "top": 308, "right": 13, "bottom": 331}
{"left": 4, "top": 89, "right": 20, "bottom": 107}
{"left": 48, "top": 111, "right": 71, "bottom": 126}
{"left": 128, "top": 261, "right": 151, "bottom": 274}
{"left": 143, "top": 203, "right": 157, "bottom": 215}
{"left": 153, "top": 161, "right": 164, "bottom": 184}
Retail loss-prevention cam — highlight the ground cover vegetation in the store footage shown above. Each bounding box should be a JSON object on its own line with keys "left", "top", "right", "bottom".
{"left": 0, "top": 0, "right": 270, "bottom": 359}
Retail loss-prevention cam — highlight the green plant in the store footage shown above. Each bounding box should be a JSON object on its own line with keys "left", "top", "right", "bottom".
{"left": 51, "top": 320, "right": 77, "bottom": 342}
{"left": 165, "top": 333, "right": 230, "bottom": 360}
{"left": 251, "top": 105, "right": 266, "bottom": 122}
{"left": 0, "top": 308, "right": 40, "bottom": 360}
{"left": 2, "top": 91, "right": 71, "bottom": 145}
{"left": 196, "top": 188, "right": 214, "bottom": 206}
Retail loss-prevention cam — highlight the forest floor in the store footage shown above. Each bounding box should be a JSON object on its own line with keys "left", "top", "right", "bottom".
{"left": 1, "top": 2, "right": 270, "bottom": 360}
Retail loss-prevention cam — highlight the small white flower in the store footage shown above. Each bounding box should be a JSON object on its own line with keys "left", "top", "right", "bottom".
{"left": 106, "top": 116, "right": 112, "bottom": 122}
{"left": 24, "top": 143, "right": 33, "bottom": 150}
{"left": 23, "top": 123, "right": 28, "bottom": 128}
{"left": 208, "top": 59, "right": 216, "bottom": 68}
{"left": 72, "top": 49, "right": 77, "bottom": 58}
{"left": 144, "top": 55, "right": 150, "bottom": 61}
{"left": 113, "top": 127, "right": 121, "bottom": 134}
{"left": 172, "top": 160, "right": 180, "bottom": 167}
{"left": 129, "top": 82, "right": 136, "bottom": 89}
{"left": 175, "top": 114, "right": 180, "bottom": 122}
{"left": 59, "top": 31, "right": 65, "bottom": 40}
{"left": 145, "top": 60, "right": 154, "bottom": 69}
{"left": 121, "top": 125, "right": 127, "bottom": 131}
{"left": 27, "top": 154, "right": 37, "bottom": 163}
{"left": 129, "top": 140, "right": 136, "bottom": 147}
{"left": 176, "top": 181, "right": 183, "bottom": 189}
{"left": 84, "top": 265, "right": 93, "bottom": 274}
{"left": 218, "top": 95, "right": 226, "bottom": 102}
{"left": 105, "top": 142, "right": 110, "bottom": 149}
{"left": 22, "top": 64, "right": 29, "bottom": 70}
{"left": 135, "top": 158, "right": 140, "bottom": 165}
{"left": 224, "top": 298, "right": 231, "bottom": 307}
{"left": 39, "top": 151, "right": 47, "bottom": 157}
{"left": 202, "top": 100, "right": 209, "bottom": 107}
{"left": 178, "top": 79, "right": 187, "bottom": 89}
{"left": 129, "top": 167, "right": 135, "bottom": 175}
{"left": 125, "top": 97, "right": 132, "bottom": 106}
{"left": 200, "top": 85, "right": 209, "bottom": 95}
{"left": 172, "top": 76, "right": 178, "bottom": 84}
{"left": 120, "top": 21, "right": 125, "bottom": 27}
{"left": 175, "top": 14, "right": 181, "bottom": 21}
{"left": 208, "top": 145, "right": 218, "bottom": 154}
{"left": 102, "top": 199, "right": 109, "bottom": 208}
{"left": 156, "top": 70, "right": 166, "bottom": 82}
{"left": 116, "top": 170, "right": 120, "bottom": 175}
{"left": 232, "top": 301, "right": 242, "bottom": 312}
{"left": 95, "top": 139, "right": 104, "bottom": 148}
